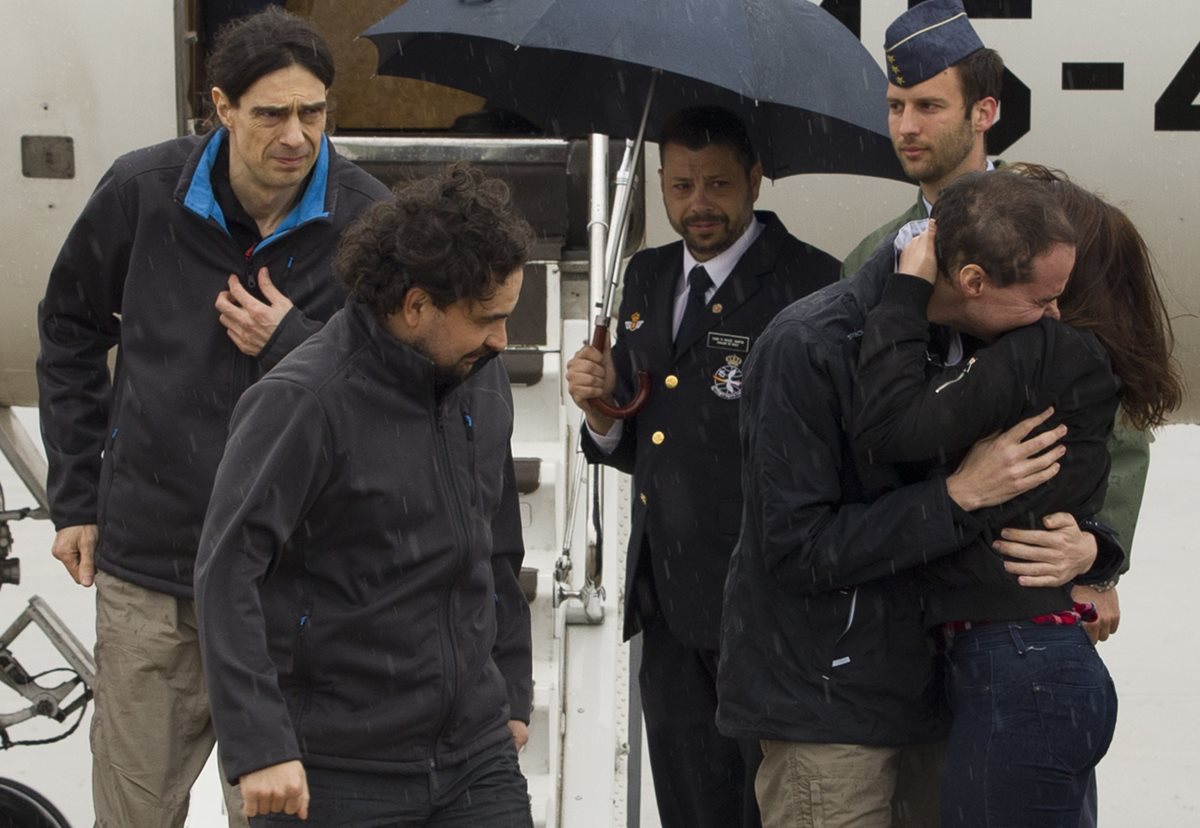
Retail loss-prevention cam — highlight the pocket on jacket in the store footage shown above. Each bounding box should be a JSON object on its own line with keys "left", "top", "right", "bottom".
{"left": 824, "top": 586, "right": 935, "bottom": 689}
{"left": 96, "top": 426, "right": 120, "bottom": 528}
{"left": 292, "top": 607, "right": 313, "bottom": 685}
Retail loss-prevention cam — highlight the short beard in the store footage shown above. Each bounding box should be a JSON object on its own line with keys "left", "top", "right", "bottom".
{"left": 682, "top": 212, "right": 749, "bottom": 259}
{"left": 408, "top": 337, "right": 468, "bottom": 387}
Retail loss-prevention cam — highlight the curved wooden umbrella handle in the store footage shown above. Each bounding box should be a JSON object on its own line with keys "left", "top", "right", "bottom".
{"left": 589, "top": 319, "right": 650, "bottom": 420}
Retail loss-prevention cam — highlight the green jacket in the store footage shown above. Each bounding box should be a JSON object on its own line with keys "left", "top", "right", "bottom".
{"left": 839, "top": 176, "right": 1150, "bottom": 574}
{"left": 1103, "top": 419, "right": 1151, "bottom": 575}
{"left": 841, "top": 196, "right": 927, "bottom": 279}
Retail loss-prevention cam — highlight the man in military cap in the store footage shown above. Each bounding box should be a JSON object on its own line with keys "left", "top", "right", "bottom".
{"left": 841, "top": 0, "right": 1002, "bottom": 277}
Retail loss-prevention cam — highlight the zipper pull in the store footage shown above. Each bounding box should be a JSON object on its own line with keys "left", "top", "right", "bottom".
{"left": 935, "top": 357, "right": 977, "bottom": 393}
{"left": 244, "top": 244, "right": 257, "bottom": 289}
{"left": 462, "top": 411, "right": 474, "bottom": 441}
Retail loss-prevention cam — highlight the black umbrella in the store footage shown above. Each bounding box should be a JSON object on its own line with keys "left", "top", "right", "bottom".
{"left": 364, "top": 0, "right": 900, "bottom": 181}
{"left": 364, "top": 0, "right": 899, "bottom": 418}
{"left": 364, "top": 0, "right": 899, "bottom": 609}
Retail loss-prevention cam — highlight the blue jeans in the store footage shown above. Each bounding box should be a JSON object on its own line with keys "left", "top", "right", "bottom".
{"left": 249, "top": 739, "right": 532, "bottom": 827}
{"left": 940, "top": 623, "right": 1117, "bottom": 828}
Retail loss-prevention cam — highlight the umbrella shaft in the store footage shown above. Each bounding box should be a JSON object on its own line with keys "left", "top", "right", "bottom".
{"left": 599, "top": 73, "right": 658, "bottom": 318}
{"left": 587, "top": 135, "right": 609, "bottom": 317}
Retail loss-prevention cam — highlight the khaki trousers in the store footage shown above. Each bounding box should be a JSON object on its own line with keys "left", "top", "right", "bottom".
{"left": 756, "top": 740, "right": 944, "bottom": 828}
{"left": 91, "top": 570, "right": 248, "bottom": 828}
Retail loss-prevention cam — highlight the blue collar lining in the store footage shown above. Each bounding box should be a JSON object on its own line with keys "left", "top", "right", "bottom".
{"left": 182, "top": 130, "right": 332, "bottom": 250}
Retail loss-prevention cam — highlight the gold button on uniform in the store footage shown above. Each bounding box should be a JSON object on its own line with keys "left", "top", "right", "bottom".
{"left": 652, "top": 431, "right": 665, "bottom": 445}
{"left": 640, "top": 493, "right": 648, "bottom": 505}
{"left": 664, "top": 375, "right": 679, "bottom": 389}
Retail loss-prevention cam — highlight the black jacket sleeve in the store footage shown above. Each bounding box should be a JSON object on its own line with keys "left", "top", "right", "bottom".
{"left": 490, "top": 447, "right": 533, "bottom": 723}
{"left": 854, "top": 273, "right": 1122, "bottom": 580}
{"left": 852, "top": 274, "right": 1030, "bottom": 463}
{"left": 257, "top": 306, "right": 324, "bottom": 371}
{"left": 195, "top": 378, "right": 333, "bottom": 782}
{"left": 579, "top": 416, "right": 637, "bottom": 474}
{"left": 742, "top": 319, "right": 975, "bottom": 594}
{"left": 36, "top": 165, "right": 128, "bottom": 528}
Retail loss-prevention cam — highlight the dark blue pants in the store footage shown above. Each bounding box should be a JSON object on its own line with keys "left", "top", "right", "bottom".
{"left": 941, "top": 623, "right": 1117, "bottom": 828}
{"left": 1079, "top": 770, "right": 1099, "bottom": 827}
{"left": 637, "top": 581, "right": 762, "bottom": 828}
{"left": 249, "top": 740, "right": 532, "bottom": 827}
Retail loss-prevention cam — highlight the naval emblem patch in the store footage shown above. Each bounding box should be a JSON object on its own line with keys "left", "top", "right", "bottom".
{"left": 711, "top": 355, "right": 744, "bottom": 400}
{"left": 624, "top": 311, "right": 645, "bottom": 332}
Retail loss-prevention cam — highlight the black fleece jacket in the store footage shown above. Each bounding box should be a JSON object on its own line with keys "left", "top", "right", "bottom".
{"left": 717, "top": 263, "right": 980, "bottom": 747}
{"left": 853, "top": 274, "right": 1122, "bottom": 625}
{"left": 195, "top": 301, "right": 532, "bottom": 781}
{"left": 37, "top": 130, "right": 388, "bottom": 596}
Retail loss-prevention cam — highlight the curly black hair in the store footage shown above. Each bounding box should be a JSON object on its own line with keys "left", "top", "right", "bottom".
{"left": 336, "top": 163, "right": 534, "bottom": 318}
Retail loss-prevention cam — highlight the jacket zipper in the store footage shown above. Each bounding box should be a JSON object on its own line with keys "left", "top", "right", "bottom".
{"left": 935, "top": 357, "right": 977, "bottom": 393}
{"left": 428, "top": 395, "right": 471, "bottom": 768}
{"left": 294, "top": 601, "right": 313, "bottom": 729}
{"left": 232, "top": 243, "right": 261, "bottom": 391}
{"left": 828, "top": 587, "right": 859, "bottom": 671}
{"left": 462, "top": 403, "right": 478, "bottom": 507}
{"left": 243, "top": 244, "right": 257, "bottom": 290}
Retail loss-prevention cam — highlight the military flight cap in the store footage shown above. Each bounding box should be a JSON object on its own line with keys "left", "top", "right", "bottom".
{"left": 884, "top": 0, "right": 984, "bottom": 87}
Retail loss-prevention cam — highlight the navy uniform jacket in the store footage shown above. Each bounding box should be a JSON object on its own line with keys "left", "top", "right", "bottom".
{"left": 582, "top": 211, "right": 839, "bottom": 650}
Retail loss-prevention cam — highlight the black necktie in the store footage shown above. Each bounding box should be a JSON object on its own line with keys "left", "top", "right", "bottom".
{"left": 675, "top": 265, "right": 712, "bottom": 355}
